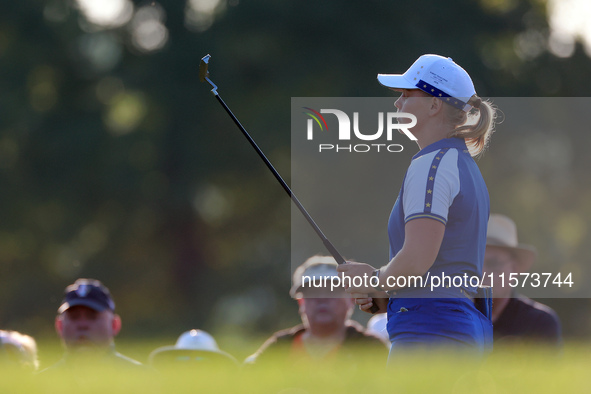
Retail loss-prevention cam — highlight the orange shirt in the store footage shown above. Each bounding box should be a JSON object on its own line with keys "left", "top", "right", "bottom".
{"left": 290, "top": 332, "right": 342, "bottom": 360}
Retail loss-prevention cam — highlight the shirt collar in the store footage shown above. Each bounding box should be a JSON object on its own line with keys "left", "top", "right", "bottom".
{"left": 412, "top": 137, "right": 468, "bottom": 160}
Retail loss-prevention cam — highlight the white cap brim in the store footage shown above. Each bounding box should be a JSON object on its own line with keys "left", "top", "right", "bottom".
{"left": 377, "top": 74, "right": 417, "bottom": 89}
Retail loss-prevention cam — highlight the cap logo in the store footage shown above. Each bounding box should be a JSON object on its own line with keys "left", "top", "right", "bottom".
{"left": 76, "top": 284, "right": 91, "bottom": 297}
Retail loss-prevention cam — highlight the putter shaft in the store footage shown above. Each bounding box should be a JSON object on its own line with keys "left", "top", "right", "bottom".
{"left": 201, "top": 55, "right": 380, "bottom": 313}
{"left": 213, "top": 93, "right": 345, "bottom": 264}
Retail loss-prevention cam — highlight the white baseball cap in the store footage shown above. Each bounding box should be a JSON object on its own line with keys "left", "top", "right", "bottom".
{"left": 174, "top": 329, "right": 221, "bottom": 352}
{"left": 289, "top": 256, "right": 341, "bottom": 298}
{"left": 377, "top": 54, "right": 476, "bottom": 112}
{"left": 366, "top": 313, "right": 389, "bottom": 342}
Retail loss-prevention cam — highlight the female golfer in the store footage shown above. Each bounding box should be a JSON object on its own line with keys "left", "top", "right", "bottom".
{"left": 337, "top": 54, "right": 496, "bottom": 355}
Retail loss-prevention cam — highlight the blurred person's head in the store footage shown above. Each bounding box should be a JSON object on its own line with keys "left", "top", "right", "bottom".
{"left": 0, "top": 330, "right": 39, "bottom": 371}
{"left": 290, "top": 256, "right": 355, "bottom": 337}
{"left": 483, "top": 214, "right": 536, "bottom": 298}
{"left": 55, "top": 278, "right": 121, "bottom": 353}
{"left": 366, "top": 313, "right": 389, "bottom": 342}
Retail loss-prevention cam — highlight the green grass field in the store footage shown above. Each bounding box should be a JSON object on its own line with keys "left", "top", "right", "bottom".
{"left": 2, "top": 340, "right": 590, "bottom": 393}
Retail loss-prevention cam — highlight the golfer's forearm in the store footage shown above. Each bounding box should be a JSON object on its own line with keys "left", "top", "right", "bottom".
{"left": 377, "top": 218, "right": 444, "bottom": 290}
{"left": 377, "top": 248, "right": 435, "bottom": 290}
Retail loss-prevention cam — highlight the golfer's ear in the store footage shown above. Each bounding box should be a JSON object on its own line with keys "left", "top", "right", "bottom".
{"left": 430, "top": 97, "right": 444, "bottom": 114}
{"left": 112, "top": 314, "right": 122, "bottom": 336}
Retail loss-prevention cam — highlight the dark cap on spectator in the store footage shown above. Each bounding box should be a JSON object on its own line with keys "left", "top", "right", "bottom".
{"left": 58, "top": 278, "right": 115, "bottom": 314}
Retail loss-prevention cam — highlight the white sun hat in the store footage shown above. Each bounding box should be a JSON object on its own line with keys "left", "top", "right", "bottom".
{"left": 148, "top": 329, "right": 237, "bottom": 367}
{"left": 377, "top": 54, "right": 476, "bottom": 112}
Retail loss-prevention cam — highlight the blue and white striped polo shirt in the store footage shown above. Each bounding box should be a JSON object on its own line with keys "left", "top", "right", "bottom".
{"left": 387, "top": 137, "right": 489, "bottom": 297}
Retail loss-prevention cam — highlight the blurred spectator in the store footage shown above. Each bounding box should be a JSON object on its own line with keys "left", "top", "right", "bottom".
{"left": 149, "top": 329, "right": 238, "bottom": 370}
{"left": 40, "top": 278, "right": 142, "bottom": 372}
{"left": 0, "top": 330, "right": 39, "bottom": 371}
{"left": 246, "top": 256, "right": 387, "bottom": 364}
{"left": 366, "top": 313, "right": 389, "bottom": 343}
{"left": 484, "top": 214, "right": 562, "bottom": 346}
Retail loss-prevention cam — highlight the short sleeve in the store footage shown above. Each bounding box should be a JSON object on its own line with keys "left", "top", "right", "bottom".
{"left": 402, "top": 148, "right": 460, "bottom": 225}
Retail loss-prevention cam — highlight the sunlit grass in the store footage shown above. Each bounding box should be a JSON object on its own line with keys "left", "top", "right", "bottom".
{"left": 2, "top": 341, "right": 590, "bottom": 393}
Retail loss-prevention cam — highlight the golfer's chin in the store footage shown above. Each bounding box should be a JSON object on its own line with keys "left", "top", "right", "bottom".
{"left": 396, "top": 120, "right": 414, "bottom": 128}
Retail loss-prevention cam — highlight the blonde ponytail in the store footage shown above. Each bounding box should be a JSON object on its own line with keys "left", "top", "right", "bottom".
{"left": 446, "top": 95, "right": 497, "bottom": 158}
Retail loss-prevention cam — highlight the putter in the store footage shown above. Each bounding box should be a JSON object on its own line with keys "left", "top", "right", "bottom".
{"left": 200, "top": 54, "right": 380, "bottom": 313}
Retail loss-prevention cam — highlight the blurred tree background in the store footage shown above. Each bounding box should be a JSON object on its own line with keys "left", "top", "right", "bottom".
{"left": 1, "top": 0, "right": 590, "bottom": 347}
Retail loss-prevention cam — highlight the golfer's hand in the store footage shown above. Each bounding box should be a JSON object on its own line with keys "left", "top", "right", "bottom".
{"left": 350, "top": 292, "right": 389, "bottom": 314}
{"left": 336, "top": 262, "right": 376, "bottom": 292}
